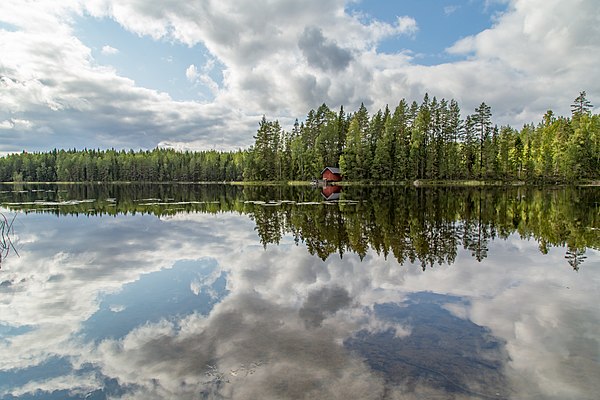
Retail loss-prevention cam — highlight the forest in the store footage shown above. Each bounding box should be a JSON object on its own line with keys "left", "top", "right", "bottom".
{"left": 0, "top": 92, "right": 597, "bottom": 183}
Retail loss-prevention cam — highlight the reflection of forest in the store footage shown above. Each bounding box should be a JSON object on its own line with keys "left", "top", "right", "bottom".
{"left": 250, "top": 186, "right": 599, "bottom": 271}
{"left": 1, "top": 184, "right": 598, "bottom": 269}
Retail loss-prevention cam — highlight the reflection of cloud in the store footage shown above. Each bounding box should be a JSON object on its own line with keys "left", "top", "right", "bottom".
{"left": 89, "top": 290, "right": 386, "bottom": 399}
{"left": 108, "top": 304, "right": 125, "bottom": 312}
{"left": 80, "top": 258, "right": 227, "bottom": 342}
{"left": 347, "top": 294, "right": 511, "bottom": 398}
{"left": 6, "top": 372, "right": 100, "bottom": 398}
{"left": 299, "top": 285, "right": 351, "bottom": 328}
{"left": 0, "top": 211, "right": 598, "bottom": 399}
{"left": 0, "top": 212, "right": 252, "bottom": 372}
{"left": 467, "top": 274, "right": 600, "bottom": 399}
{"left": 394, "top": 240, "right": 600, "bottom": 400}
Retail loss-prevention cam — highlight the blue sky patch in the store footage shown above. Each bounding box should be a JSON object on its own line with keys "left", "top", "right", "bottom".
{"left": 74, "top": 16, "right": 223, "bottom": 101}
{"left": 348, "top": 0, "right": 508, "bottom": 65}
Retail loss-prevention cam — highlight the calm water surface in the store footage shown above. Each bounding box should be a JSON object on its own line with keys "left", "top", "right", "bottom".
{"left": 0, "top": 184, "right": 598, "bottom": 400}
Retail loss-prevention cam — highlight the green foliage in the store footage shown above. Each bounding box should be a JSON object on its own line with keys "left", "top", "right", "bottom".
{"left": 0, "top": 148, "right": 245, "bottom": 183}
{"left": 1, "top": 93, "right": 598, "bottom": 184}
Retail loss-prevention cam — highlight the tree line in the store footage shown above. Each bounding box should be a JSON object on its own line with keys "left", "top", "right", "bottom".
{"left": 244, "top": 91, "right": 599, "bottom": 182}
{"left": 0, "top": 92, "right": 597, "bottom": 183}
{"left": 0, "top": 148, "right": 245, "bottom": 183}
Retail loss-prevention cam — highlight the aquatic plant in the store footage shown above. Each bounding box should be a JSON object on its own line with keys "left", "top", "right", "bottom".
{"left": 0, "top": 212, "right": 18, "bottom": 267}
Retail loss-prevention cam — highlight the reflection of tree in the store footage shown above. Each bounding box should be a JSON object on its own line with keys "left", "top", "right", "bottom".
{"left": 345, "top": 204, "right": 369, "bottom": 261}
{"left": 246, "top": 186, "right": 598, "bottom": 270}
{"left": 1, "top": 183, "right": 598, "bottom": 270}
{"left": 461, "top": 190, "right": 490, "bottom": 262}
{"left": 565, "top": 246, "right": 587, "bottom": 271}
{"left": 251, "top": 206, "right": 284, "bottom": 248}
{"left": 290, "top": 204, "right": 346, "bottom": 261}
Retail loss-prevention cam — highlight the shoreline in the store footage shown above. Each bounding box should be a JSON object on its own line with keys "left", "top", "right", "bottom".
{"left": 1, "top": 180, "right": 599, "bottom": 187}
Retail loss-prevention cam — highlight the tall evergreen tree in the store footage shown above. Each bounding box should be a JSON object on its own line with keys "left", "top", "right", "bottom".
{"left": 472, "top": 102, "right": 492, "bottom": 177}
{"left": 339, "top": 117, "right": 363, "bottom": 180}
{"left": 462, "top": 115, "right": 478, "bottom": 178}
{"left": 391, "top": 99, "right": 411, "bottom": 181}
{"left": 410, "top": 94, "right": 431, "bottom": 179}
{"left": 371, "top": 106, "right": 393, "bottom": 179}
{"left": 571, "top": 91, "right": 593, "bottom": 118}
{"left": 446, "top": 99, "right": 463, "bottom": 179}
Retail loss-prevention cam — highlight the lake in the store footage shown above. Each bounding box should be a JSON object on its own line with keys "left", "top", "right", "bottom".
{"left": 0, "top": 183, "right": 598, "bottom": 400}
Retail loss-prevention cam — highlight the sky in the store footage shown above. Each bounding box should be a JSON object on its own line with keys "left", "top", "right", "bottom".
{"left": 1, "top": 0, "right": 599, "bottom": 154}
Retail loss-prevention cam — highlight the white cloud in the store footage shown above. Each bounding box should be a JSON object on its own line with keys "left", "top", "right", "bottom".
{"left": 186, "top": 59, "right": 221, "bottom": 99}
{"left": 396, "top": 15, "right": 418, "bottom": 36}
{"left": 185, "top": 64, "right": 199, "bottom": 82}
{"left": 444, "top": 5, "right": 460, "bottom": 15}
{"left": 0, "top": 118, "right": 32, "bottom": 130}
{"left": 0, "top": 0, "right": 599, "bottom": 153}
{"left": 100, "top": 44, "right": 119, "bottom": 55}
{"left": 441, "top": 0, "right": 600, "bottom": 118}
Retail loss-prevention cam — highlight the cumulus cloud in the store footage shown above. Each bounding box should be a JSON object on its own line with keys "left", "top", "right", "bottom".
{"left": 186, "top": 59, "right": 220, "bottom": 97}
{"left": 298, "top": 26, "right": 353, "bottom": 71}
{"left": 397, "top": 15, "right": 418, "bottom": 35}
{"left": 442, "top": 0, "right": 600, "bottom": 118}
{"left": 386, "top": 15, "right": 419, "bottom": 38}
{"left": 0, "top": 118, "right": 32, "bottom": 130}
{"left": 185, "top": 64, "right": 199, "bottom": 82}
{"left": 0, "top": 0, "right": 599, "bottom": 153}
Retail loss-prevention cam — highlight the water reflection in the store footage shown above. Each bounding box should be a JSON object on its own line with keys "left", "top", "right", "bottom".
{"left": 81, "top": 259, "right": 227, "bottom": 342}
{"left": 0, "top": 184, "right": 598, "bottom": 399}
{"left": 2, "top": 184, "right": 596, "bottom": 269}
{"left": 346, "top": 292, "right": 510, "bottom": 398}
{"left": 321, "top": 185, "right": 342, "bottom": 201}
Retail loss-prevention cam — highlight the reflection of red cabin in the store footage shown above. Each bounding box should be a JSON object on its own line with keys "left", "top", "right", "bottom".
{"left": 321, "top": 185, "right": 341, "bottom": 200}
{"left": 321, "top": 167, "right": 342, "bottom": 182}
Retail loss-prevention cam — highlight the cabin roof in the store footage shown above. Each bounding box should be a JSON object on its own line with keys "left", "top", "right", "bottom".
{"left": 321, "top": 167, "right": 341, "bottom": 175}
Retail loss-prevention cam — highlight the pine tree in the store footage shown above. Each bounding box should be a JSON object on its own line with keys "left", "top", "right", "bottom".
{"left": 571, "top": 91, "right": 593, "bottom": 118}
{"left": 252, "top": 116, "right": 279, "bottom": 180}
{"left": 340, "top": 117, "right": 362, "bottom": 180}
{"left": 472, "top": 102, "right": 492, "bottom": 177}
{"left": 410, "top": 94, "right": 431, "bottom": 179}
{"left": 462, "top": 115, "right": 477, "bottom": 178}
{"left": 371, "top": 106, "right": 393, "bottom": 180}
{"left": 335, "top": 106, "right": 348, "bottom": 163}
{"left": 392, "top": 99, "right": 411, "bottom": 181}
{"left": 446, "top": 99, "right": 462, "bottom": 179}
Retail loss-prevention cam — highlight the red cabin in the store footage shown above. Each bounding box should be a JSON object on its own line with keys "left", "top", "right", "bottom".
{"left": 321, "top": 167, "right": 342, "bottom": 182}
